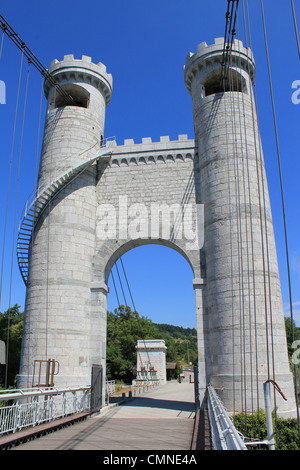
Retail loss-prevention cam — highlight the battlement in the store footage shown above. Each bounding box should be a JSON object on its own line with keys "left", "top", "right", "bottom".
{"left": 110, "top": 134, "right": 195, "bottom": 153}
{"left": 45, "top": 54, "right": 113, "bottom": 104}
{"left": 107, "top": 134, "right": 196, "bottom": 167}
{"left": 185, "top": 37, "right": 254, "bottom": 67}
{"left": 184, "top": 37, "right": 255, "bottom": 94}
{"left": 48, "top": 54, "right": 111, "bottom": 77}
{"left": 112, "top": 134, "right": 193, "bottom": 147}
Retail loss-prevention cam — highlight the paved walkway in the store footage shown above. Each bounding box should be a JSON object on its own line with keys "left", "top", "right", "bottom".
{"left": 13, "top": 380, "right": 196, "bottom": 450}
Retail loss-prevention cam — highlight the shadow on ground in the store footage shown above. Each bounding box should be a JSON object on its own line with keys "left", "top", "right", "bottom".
{"left": 122, "top": 396, "right": 195, "bottom": 412}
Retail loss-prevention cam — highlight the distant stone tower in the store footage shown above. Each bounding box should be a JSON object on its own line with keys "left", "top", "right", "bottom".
{"left": 18, "top": 55, "right": 112, "bottom": 389}
{"left": 184, "top": 38, "right": 296, "bottom": 415}
{"left": 134, "top": 340, "right": 167, "bottom": 386}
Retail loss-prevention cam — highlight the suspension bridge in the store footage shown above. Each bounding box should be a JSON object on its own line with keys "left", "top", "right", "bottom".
{"left": 0, "top": 1, "right": 300, "bottom": 451}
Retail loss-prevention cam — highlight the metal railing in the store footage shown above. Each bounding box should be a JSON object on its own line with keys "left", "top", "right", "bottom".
{"left": 0, "top": 378, "right": 118, "bottom": 436}
{"left": 0, "top": 386, "right": 91, "bottom": 436}
{"left": 207, "top": 384, "right": 247, "bottom": 450}
{"left": 106, "top": 380, "right": 116, "bottom": 398}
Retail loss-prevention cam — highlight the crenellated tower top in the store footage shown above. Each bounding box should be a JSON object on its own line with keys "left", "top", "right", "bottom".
{"left": 44, "top": 54, "right": 113, "bottom": 106}
{"left": 184, "top": 37, "right": 255, "bottom": 97}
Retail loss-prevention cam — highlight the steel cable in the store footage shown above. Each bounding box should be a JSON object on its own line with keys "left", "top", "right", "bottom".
{"left": 0, "top": 50, "right": 24, "bottom": 312}
{"left": 291, "top": 0, "right": 300, "bottom": 60}
{"left": 5, "top": 58, "right": 30, "bottom": 387}
{"left": 234, "top": 27, "right": 256, "bottom": 429}
{"left": 261, "top": 0, "right": 300, "bottom": 444}
{"left": 0, "top": 29, "right": 4, "bottom": 60}
{"left": 240, "top": 0, "right": 262, "bottom": 438}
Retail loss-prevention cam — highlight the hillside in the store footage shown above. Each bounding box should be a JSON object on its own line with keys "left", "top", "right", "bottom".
{"left": 153, "top": 323, "right": 197, "bottom": 339}
{"left": 153, "top": 322, "right": 198, "bottom": 368}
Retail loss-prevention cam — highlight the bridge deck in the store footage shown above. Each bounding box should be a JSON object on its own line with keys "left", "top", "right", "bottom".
{"left": 11, "top": 380, "right": 198, "bottom": 451}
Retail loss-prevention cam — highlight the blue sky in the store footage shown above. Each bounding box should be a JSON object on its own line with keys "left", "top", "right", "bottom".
{"left": 0, "top": 0, "right": 299, "bottom": 328}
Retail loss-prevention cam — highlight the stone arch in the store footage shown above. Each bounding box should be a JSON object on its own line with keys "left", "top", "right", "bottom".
{"left": 91, "top": 235, "right": 206, "bottom": 404}
{"left": 100, "top": 237, "right": 199, "bottom": 287}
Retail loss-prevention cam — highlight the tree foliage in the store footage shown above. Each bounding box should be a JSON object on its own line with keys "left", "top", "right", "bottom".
{"left": 284, "top": 317, "right": 300, "bottom": 398}
{"left": 106, "top": 306, "right": 198, "bottom": 383}
{"left": 106, "top": 305, "right": 161, "bottom": 382}
{"left": 0, "top": 305, "right": 24, "bottom": 388}
{"left": 285, "top": 316, "right": 300, "bottom": 357}
{"left": 232, "top": 409, "right": 300, "bottom": 450}
{"left": 154, "top": 323, "right": 198, "bottom": 365}
{"left": 0, "top": 303, "right": 198, "bottom": 388}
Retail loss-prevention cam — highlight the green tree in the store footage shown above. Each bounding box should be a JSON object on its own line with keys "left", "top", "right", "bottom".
{"left": 284, "top": 317, "right": 300, "bottom": 400}
{"left": 285, "top": 316, "right": 300, "bottom": 357}
{"left": 0, "top": 305, "right": 24, "bottom": 388}
{"left": 106, "top": 306, "right": 161, "bottom": 382}
{"left": 154, "top": 323, "right": 198, "bottom": 367}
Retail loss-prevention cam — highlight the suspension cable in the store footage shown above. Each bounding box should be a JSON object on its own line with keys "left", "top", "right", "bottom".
{"left": 5, "top": 59, "right": 31, "bottom": 388}
{"left": 115, "top": 261, "right": 128, "bottom": 307}
{"left": 234, "top": 28, "right": 257, "bottom": 425}
{"left": 260, "top": 0, "right": 300, "bottom": 440}
{"left": 228, "top": 59, "right": 247, "bottom": 418}
{"left": 119, "top": 257, "right": 153, "bottom": 370}
{"left": 120, "top": 257, "right": 136, "bottom": 312}
{"left": 34, "top": 79, "right": 44, "bottom": 192}
{"left": 221, "top": 0, "right": 240, "bottom": 84}
{"left": 0, "top": 28, "right": 4, "bottom": 60}
{"left": 291, "top": 0, "right": 300, "bottom": 60}
{"left": 223, "top": 2, "right": 279, "bottom": 436}
{"left": 223, "top": 61, "right": 236, "bottom": 415}
{"left": 111, "top": 270, "right": 121, "bottom": 307}
{"left": 0, "top": 14, "right": 75, "bottom": 105}
{"left": 0, "top": 50, "right": 24, "bottom": 312}
{"left": 109, "top": 256, "right": 153, "bottom": 373}
{"left": 241, "top": 0, "right": 262, "bottom": 439}
{"left": 24, "top": 76, "right": 44, "bottom": 384}
{"left": 238, "top": 10, "right": 281, "bottom": 442}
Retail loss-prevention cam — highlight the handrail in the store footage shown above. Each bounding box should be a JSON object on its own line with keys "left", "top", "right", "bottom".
{"left": 207, "top": 384, "right": 247, "bottom": 450}
{"left": 0, "top": 385, "right": 91, "bottom": 402}
{"left": 0, "top": 385, "right": 92, "bottom": 436}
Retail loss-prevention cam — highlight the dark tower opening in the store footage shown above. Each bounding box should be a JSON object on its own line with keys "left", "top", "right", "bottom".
{"left": 202, "top": 69, "right": 247, "bottom": 97}
{"left": 53, "top": 84, "right": 90, "bottom": 108}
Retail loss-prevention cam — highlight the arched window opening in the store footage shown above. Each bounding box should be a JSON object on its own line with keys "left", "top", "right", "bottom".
{"left": 202, "top": 69, "right": 247, "bottom": 97}
{"left": 53, "top": 84, "right": 90, "bottom": 108}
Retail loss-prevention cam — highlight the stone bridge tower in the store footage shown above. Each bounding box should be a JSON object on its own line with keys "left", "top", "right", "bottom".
{"left": 18, "top": 40, "right": 296, "bottom": 416}
{"left": 18, "top": 55, "right": 113, "bottom": 389}
{"left": 184, "top": 38, "right": 296, "bottom": 415}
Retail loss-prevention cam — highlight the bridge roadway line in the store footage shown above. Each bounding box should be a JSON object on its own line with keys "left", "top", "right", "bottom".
{"left": 11, "top": 380, "right": 197, "bottom": 451}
